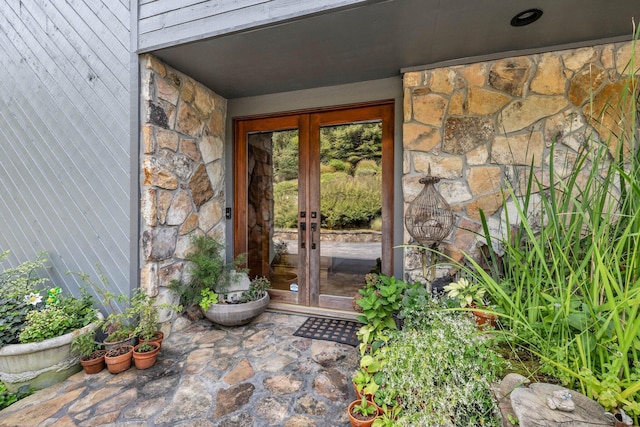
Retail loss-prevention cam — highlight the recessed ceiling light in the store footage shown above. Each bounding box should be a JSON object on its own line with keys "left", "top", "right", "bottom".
{"left": 510, "top": 8, "right": 543, "bottom": 27}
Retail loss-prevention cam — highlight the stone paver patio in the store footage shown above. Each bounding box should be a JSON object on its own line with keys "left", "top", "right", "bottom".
{"left": 0, "top": 312, "right": 358, "bottom": 427}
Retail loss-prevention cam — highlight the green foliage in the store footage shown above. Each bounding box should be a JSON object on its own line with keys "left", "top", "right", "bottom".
{"left": 239, "top": 276, "right": 271, "bottom": 303}
{"left": 272, "top": 130, "right": 299, "bottom": 182}
{"left": 135, "top": 343, "right": 156, "bottom": 353}
{"left": 275, "top": 172, "right": 382, "bottom": 229}
{"left": 0, "top": 383, "right": 33, "bottom": 411}
{"left": 356, "top": 274, "right": 420, "bottom": 355}
{"left": 169, "top": 235, "right": 246, "bottom": 307}
{"left": 379, "top": 305, "right": 503, "bottom": 426}
{"left": 19, "top": 299, "right": 97, "bottom": 343}
{"left": 351, "top": 396, "right": 378, "bottom": 418}
{"left": 443, "top": 277, "right": 486, "bottom": 308}
{"left": 456, "top": 44, "right": 640, "bottom": 417}
{"left": 130, "top": 290, "right": 159, "bottom": 341}
{"left": 320, "top": 123, "right": 382, "bottom": 166}
{"left": 69, "top": 266, "right": 132, "bottom": 341}
{"left": 354, "top": 159, "right": 381, "bottom": 176}
{"left": 0, "top": 251, "right": 49, "bottom": 347}
{"left": 199, "top": 288, "right": 218, "bottom": 311}
{"left": 327, "top": 159, "right": 351, "bottom": 173}
{"left": 71, "top": 331, "right": 100, "bottom": 358}
{"left": 273, "top": 180, "right": 298, "bottom": 228}
{"left": 321, "top": 174, "right": 381, "bottom": 229}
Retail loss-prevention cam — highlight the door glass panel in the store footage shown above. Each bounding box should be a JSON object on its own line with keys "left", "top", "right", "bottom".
{"left": 246, "top": 130, "right": 300, "bottom": 291}
{"left": 318, "top": 122, "right": 383, "bottom": 297}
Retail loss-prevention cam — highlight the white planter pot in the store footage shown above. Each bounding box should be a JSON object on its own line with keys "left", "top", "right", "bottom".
{"left": 204, "top": 292, "right": 270, "bottom": 326}
{"left": 0, "top": 313, "right": 103, "bottom": 393}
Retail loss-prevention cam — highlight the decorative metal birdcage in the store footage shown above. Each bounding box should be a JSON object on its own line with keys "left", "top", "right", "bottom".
{"left": 404, "top": 167, "right": 454, "bottom": 289}
{"left": 405, "top": 170, "right": 454, "bottom": 247}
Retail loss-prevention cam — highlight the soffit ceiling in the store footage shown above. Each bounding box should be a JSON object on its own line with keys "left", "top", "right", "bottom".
{"left": 151, "top": 0, "right": 638, "bottom": 99}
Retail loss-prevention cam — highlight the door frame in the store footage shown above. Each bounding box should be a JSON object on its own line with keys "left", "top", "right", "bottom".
{"left": 233, "top": 100, "right": 394, "bottom": 311}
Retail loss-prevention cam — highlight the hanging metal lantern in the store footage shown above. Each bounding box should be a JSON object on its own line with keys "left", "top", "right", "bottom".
{"left": 405, "top": 167, "right": 454, "bottom": 247}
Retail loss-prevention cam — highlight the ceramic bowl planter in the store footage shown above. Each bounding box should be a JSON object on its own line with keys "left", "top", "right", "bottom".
{"left": 348, "top": 399, "right": 379, "bottom": 427}
{"left": 0, "top": 315, "right": 103, "bottom": 393}
{"left": 204, "top": 292, "right": 270, "bottom": 326}
{"left": 80, "top": 350, "right": 107, "bottom": 374}
{"left": 104, "top": 345, "right": 134, "bottom": 374}
{"left": 132, "top": 343, "right": 160, "bottom": 370}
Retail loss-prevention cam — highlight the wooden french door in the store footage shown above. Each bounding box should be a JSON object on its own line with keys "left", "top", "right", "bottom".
{"left": 234, "top": 101, "right": 394, "bottom": 311}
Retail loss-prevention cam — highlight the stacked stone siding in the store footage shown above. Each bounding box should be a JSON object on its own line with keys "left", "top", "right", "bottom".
{"left": 139, "top": 54, "right": 227, "bottom": 331}
{"left": 403, "top": 41, "right": 639, "bottom": 280}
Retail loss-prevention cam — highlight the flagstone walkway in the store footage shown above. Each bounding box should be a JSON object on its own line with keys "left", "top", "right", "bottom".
{"left": 0, "top": 312, "right": 359, "bottom": 427}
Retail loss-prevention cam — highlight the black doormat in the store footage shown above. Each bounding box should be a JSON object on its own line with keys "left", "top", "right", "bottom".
{"left": 293, "top": 317, "right": 360, "bottom": 347}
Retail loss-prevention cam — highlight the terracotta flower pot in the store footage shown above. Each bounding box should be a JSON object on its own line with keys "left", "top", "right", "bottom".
{"left": 348, "top": 399, "right": 379, "bottom": 427}
{"left": 80, "top": 350, "right": 107, "bottom": 375}
{"left": 139, "top": 331, "right": 164, "bottom": 349}
{"left": 104, "top": 345, "right": 133, "bottom": 374}
{"left": 103, "top": 335, "right": 138, "bottom": 351}
{"left": 471, "top": 308, "right": 497, "bottom": 330}
{"left": 132, "top": 343, "right": 160, "bottom": 370}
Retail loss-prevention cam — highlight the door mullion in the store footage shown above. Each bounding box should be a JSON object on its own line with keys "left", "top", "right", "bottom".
{"left": 298, "top": 114, "right": 312, "bottom": 306}
{"left": 307, "top": 113, "right": 321, "bottom": 307}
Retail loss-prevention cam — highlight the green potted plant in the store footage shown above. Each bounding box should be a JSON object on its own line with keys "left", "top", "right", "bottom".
{"left": 131, "top": 290, "right": 164, "bottom": 349}
{"left": 355, "top": 274, "right": 417, "bottom": 355}
{"left": 71, "top": 330, "right": 106, "bottom": 374}
{"left": 348, "top": 395, "right": 379, "bottom": 427}
{"left": 170, "top": 235, "right": 271, "bottom": 326}
{"left": 371, "top": 404, "right": 401, "bottom": 427}
{"left": 70, "top": 267, "right": 138, "bottom": 350}
{"left": 443, "top": 277, "right": 496, "bottom": 328}
{"left": 0, "top": 252, "right": 102, "bottom": 392}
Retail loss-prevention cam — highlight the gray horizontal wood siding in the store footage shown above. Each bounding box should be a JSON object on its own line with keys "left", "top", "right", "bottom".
{"left": 0, "top": 1, "right": 132, "bottom": 298}
{"left": 137, "top": 0, "right": 372, "bottom": 51}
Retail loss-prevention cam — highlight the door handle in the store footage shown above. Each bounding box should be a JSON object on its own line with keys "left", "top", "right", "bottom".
{"left": 311, "top": 223, "right": 317, "bottom": 250}
{"left": 300, "top": 222, "right": 306, "bottom": 249}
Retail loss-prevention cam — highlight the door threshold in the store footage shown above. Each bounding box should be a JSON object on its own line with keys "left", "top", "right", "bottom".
{"left": 267, "top": 302, "right": 360, "bottom": 321}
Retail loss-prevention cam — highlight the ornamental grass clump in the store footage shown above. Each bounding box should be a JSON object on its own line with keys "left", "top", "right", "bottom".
{"left": 457, "top": 26, "right": 640, "bottom": 419}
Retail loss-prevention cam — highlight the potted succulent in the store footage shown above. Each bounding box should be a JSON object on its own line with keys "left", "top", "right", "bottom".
{"left": 170, "top": 235, "right": 271, "bottom": 327}
{"left": 71, "top": 330, "right": 106, "bottom": 374}
{"left": 0, "top": 251, "right": 102, "bottom": 392}
{"left": 132, "top": 342, "right": 160, "bottom": 370}
{"left": 348, "top": 396, "right": 379, "bottom": 427}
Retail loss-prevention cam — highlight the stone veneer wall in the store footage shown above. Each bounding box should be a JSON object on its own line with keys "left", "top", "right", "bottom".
{"left": 139, "top": 54, "right": 227, "bottom": 333}
{"left": 403, "top": 40, "right": 639, "bottom": 281}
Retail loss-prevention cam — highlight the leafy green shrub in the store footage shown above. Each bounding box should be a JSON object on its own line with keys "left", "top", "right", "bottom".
{"left": 0, "top": 382, "right": 32, "bottom": 411}
{"left": 19, "top": 287, "right": 97, "bottom": 343}
{"left": 319, "top": 171, "right": 349, "bottom": 183}
{"left": 274, "top": 180, "right": 298, "bottom": 228}
{"left": 380, "top": 309, "right": 503, "bottom": 426}
{"left": 0, "top": 252, "right": 53, "bottom": 347}
{"left": 326, "top": 159, "right": 351, "bottom": 173}
{"left": 354, "top": 159, "right": 380, "bottom": 176}
{"left": 321, "top": 174, "right": 381, "bottom": 229}
{"left": 458, "top": 50, "right": 640, "bottom": 417}
{"left": 169, "top": 235, "right": 246, "bottom": 307}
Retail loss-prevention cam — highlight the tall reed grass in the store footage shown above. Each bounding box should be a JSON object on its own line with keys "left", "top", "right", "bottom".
{"left": 457, "top": 28, "right": 640, "bottom": 416}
